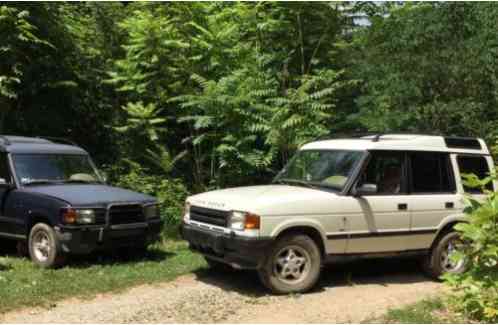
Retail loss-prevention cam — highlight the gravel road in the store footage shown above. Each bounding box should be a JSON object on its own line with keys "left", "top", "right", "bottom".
{"left": 1, "top": 257, "right": 442, "bottom": 323}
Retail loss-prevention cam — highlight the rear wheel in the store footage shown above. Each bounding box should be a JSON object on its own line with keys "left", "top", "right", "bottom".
{"left": 258, "top": 234, "right": 321, "bottom": 294}
{"left": 28, "top": 223, "right": 66, "bottom": 268}
{"left": 422, "top": 231, "right": 466, "bottom": 279}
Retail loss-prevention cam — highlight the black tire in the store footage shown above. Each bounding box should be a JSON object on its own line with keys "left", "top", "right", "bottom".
{"left": 258, "top": 234, "right": 321, "bottom": 294}
{"left": 28, "top": 223, "right": 66, "bottom": 268}
{"left": 204, "top": 257, "right": 234, "bottom": 272}
{"left": 422, "top": 231, "right": 466, "bottom": 279}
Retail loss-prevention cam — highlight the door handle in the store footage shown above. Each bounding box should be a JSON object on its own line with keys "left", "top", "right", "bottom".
{"left": 398, "top": 203, "right": 408, "bottom": 210}
{"left": 445, "top": 202, "right": 454, "bottom": 209}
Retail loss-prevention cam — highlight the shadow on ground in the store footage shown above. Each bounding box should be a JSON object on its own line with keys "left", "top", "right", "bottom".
{"left": 0, "top": 238, "right": 174, "bottom": 268}
{"left": 193, "top": 256, "right": 432, "bottom": 297}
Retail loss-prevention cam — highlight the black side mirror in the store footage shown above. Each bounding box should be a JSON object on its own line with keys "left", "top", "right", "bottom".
{"left": 353, "top": 183, "right": 377, "bottom": 196}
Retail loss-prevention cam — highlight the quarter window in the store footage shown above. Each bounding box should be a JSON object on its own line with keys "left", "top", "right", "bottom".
{"left": 409, "top": 153, "right": 455, "bottom": 193}
{"left": 457, "top": 156, "right": 492, "bottom": 193}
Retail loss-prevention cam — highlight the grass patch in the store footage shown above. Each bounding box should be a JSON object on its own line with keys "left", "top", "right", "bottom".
{"left": 0, "top": 240, "right": 205, "bottom": 314}
{"left": 378, "top": 297, "right": 467, "bottom": 324}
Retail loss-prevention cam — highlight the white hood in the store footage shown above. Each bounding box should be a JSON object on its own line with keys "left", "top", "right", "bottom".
{"left": 187, "top": 185, "right": 339, "bottom": 216}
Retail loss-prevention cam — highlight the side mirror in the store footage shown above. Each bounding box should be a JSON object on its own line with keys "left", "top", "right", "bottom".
{"left": 353, "top": 183, "right": 377, "bottom": 196}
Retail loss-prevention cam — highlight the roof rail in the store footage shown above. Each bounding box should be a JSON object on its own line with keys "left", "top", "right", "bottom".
{"left": 38, "top": 136, "right": 78, "bottom": 147}
{"left": 0, "top": 136, "right": 11, "bottom": 146}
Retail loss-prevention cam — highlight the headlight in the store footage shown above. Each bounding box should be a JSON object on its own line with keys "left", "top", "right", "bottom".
{"left": 229, "top": 211, "right": 260, "bottom": 230}
{"left": 76, "top": 209, "right": 96, "bottom": 224}
{"left": 61, "top": 208, "right": 96, "bottom": 224}
{"left": 183, "top": 202, "right": 191, "bottom": 222}
{"left": 229, "top": 211, "right": 246, "bottom": 230}
{"left": 144, "top": 204, "right": 159, "bottom": 220}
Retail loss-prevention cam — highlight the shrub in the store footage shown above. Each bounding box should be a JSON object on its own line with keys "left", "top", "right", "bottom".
{"left": 444, "top": 174, "right": 498, "bottom": 322}
{"left": 103, "top": 162, "right": 189, "bottom": 236}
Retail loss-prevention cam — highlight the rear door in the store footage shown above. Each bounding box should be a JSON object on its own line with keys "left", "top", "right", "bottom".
{"left": 404, "top": 151, "right": 460, "bottom": 250}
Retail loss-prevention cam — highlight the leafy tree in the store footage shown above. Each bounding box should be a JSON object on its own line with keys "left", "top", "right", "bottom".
{"left": 354, "top": 3, "right": 498, "bottom": 141}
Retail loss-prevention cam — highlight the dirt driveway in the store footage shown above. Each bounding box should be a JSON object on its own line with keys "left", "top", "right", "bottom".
{"left": 1, "top": 257, "right": 442, "bottom": 323}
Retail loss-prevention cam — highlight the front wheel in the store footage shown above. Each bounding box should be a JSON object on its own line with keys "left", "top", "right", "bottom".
{"left": 29, "top": 223, "right": 66, "bottom": 268}
{"left": 258, "top": 234, "right": 321, "bottom": 294}
{"left": 422, "top": 231, "right": 466, "bottom": 279}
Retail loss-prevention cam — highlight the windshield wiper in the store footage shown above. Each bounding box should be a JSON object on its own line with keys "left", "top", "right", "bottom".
{"left": 63, "top": 179, "right": 100, "bottom": 184}
{"left": 23, "top": 179, "right": 63, "bottom": 186}
{"left": 275, "top": 178, "right": 340, "bottom": 192}
{"left": 274, "top": 178, "right": 319, "bottom": 189}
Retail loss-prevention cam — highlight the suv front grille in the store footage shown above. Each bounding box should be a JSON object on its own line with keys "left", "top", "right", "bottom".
{"left": 190, "top": 206, "right": 229, "bottom": 227}
{"left": 109, "top": 204, "right": 144, "bottom": 225}
{"left": 94, "top": 209, "right": 107, "bottom": 224}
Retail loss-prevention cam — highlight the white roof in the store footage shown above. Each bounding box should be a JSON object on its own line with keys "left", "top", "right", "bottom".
{"left": 301, "top": 134, "right": 489, "bottom": 155}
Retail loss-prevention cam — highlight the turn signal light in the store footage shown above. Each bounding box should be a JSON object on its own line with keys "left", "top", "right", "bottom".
{"left": 245, "top": 213, "right": 260, "bottom": 230}
{"left": 61, "top": 208, "right": 77, "bottom": 224}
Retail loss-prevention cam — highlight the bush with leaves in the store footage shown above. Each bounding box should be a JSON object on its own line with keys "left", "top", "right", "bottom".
{"left": 105, "top": 162, "right": 189, "bottom": 236}
{"left": 444, "top": 174, "right": 498, "bottom": 322}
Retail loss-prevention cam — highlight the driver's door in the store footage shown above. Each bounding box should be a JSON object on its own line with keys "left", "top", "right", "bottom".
{"left": 345, "top": 151, "right": 411, "bottom": 253}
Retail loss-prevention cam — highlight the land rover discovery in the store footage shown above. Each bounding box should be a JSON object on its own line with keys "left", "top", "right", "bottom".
{"left": 181, "top": 134, "right": 494, "bottom": 293}
{"left": 0, "top": 136, "right": 163, "bottom": 268}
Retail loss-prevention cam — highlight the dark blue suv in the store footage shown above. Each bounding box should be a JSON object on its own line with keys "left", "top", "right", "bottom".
{"left": 0, "top": 136, "right": 163, "bottom": 268}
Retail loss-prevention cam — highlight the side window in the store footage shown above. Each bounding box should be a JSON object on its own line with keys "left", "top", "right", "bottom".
{"left": 0, "top": 153, "right": 12, "bottom": 183}
{"left": 410, "top": 152, "right": 455, "bottom": 193}
{"left": 457, "top": 155, "right": 492, "bottom": 193}
{"left": 361, "top": 152, "right": 405, "bottom": 194}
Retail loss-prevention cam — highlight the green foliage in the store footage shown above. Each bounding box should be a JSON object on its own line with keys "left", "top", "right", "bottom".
{"left": 354, "top": 3, "right": 498, "bottom": 141}
{"left": 381, "top": 298, "right": 447, "bottom": 324}
{"left": 115, "top": 102, "right": 166, "bottom": 142}
{"left": 106, "top": 162, "right": 188, "bottom": 230}
{"left": 444, "top": 175, "right": 498, "bottom": 322}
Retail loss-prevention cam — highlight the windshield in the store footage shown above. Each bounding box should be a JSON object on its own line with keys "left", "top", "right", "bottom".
{"left": 274, "top": 150, "right": 364, "bottom": 191}
{"left": 12, "top": 154, "right": 103, "bottom": 186}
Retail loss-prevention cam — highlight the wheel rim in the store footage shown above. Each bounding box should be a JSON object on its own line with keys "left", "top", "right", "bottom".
{"left": 440, "top": 236, "right": 465, "bottom": 273}
{"left": 33, "top": 231, "right": 51, "bottom": 262}
{"left": 273, "top": 245, "right": 311, "bottom": 284}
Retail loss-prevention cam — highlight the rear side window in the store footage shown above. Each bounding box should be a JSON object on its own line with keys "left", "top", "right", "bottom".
{"left": 457, "top": 156, "right": 493, "bottom": 193}
{"left": 410, "top": 152, "right": 455, "bottom": 193}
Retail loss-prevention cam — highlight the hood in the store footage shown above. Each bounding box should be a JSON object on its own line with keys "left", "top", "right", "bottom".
{"left": 22, "top": 184, "right": 155, "bottom": 206}
{"left": 188, "top": 185, "right": 339, "bottom": 216}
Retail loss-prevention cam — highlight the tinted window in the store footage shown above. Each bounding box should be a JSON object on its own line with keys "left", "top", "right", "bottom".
{"left": 410, "top": 153, "right": 455, "bottom": 193}
{"left": 361, "top": 152, "right": 405, "bottom": 194}
{"left": 457, "top": 156, "right": 492, "bottom": 193}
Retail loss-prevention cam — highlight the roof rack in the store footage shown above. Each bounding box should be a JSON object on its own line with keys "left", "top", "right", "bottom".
{"left": 38, "top": 136, "right": 78, "bottom": 147}
{"left": 313, "top": 131, "right": 443, "bottom": 143}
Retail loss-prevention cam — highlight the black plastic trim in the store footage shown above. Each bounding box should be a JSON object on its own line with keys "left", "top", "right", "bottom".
{"left": 327, "top": 228, "right": 437, "bottom": 240}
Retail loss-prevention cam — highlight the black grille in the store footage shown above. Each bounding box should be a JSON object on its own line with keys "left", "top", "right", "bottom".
{"left": 190, "top": 206, "right": 228, "bottom": 227}
{"left": 94, "top": 209, "right": 106, "bottom": 224}
{"left": 109, "top": 204, "right": 144, "bottom": 225}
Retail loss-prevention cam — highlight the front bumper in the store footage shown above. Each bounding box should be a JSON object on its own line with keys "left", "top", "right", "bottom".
{"left": 56, "top": 218, "right": 164, "bottom": 254}
{"left": 180, "top": 222, "right": 273, "bottom": 269}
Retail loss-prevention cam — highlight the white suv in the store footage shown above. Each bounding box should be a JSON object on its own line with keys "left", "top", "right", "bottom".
{"left": 181, "top": 134, "right": 495, "bottom": 294}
